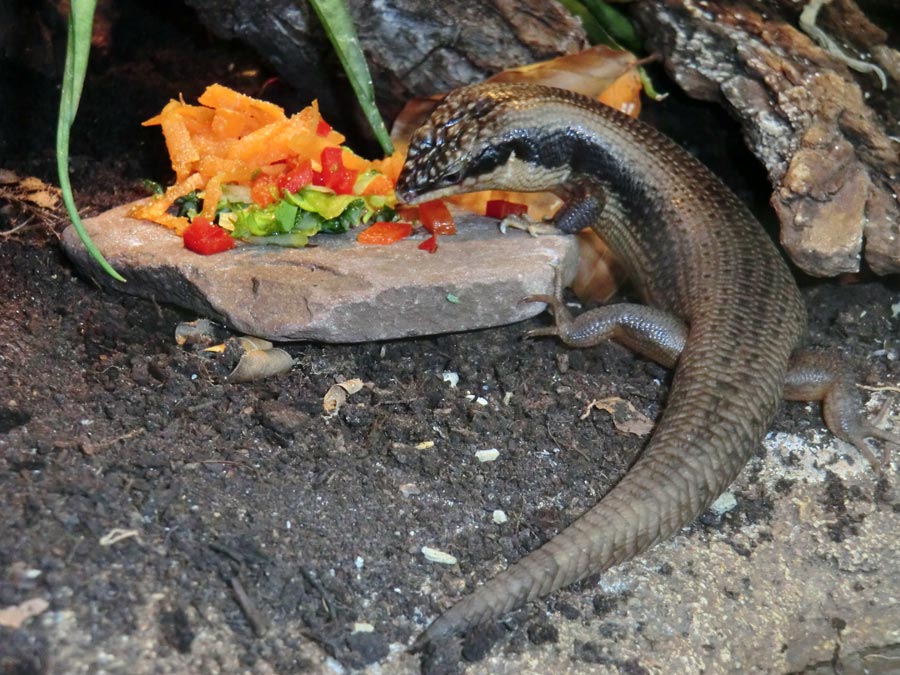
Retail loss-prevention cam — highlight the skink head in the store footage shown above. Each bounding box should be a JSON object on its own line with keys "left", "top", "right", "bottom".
{"left": 396, "top": 83, "right": 573, "bottom": 204}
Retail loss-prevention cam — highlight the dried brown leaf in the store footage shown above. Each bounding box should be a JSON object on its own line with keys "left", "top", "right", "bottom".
{"left": 582, "top": 396, "right": 654, "bottom": 437}
{"left": 228, "top": 348, "right": 293, "bottom": 383}
{"left": 322, "top": 378, "right": 365, "bottom": 416}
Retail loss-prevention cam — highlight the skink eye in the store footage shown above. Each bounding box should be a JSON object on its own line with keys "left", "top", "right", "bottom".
{"left": 440, "top": 169, "right": 462, "bottom": 185}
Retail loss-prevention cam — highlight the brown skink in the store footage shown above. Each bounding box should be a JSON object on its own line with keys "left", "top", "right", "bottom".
{"left": 395, "top": 82, "right": 896, "bottom": 651}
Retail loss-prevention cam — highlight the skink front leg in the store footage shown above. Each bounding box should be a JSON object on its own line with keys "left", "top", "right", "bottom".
{"left": 552, "top": 178, "right": 606, "bottom": 235}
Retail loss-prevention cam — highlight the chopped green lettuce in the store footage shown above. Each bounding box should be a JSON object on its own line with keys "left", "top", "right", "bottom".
{"left": 227, "top": 185, "right": 395, "bottom": 247}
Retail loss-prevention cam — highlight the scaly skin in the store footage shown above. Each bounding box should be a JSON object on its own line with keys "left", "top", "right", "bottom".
{"left": 395, "top": 82, "right": 809, "bottom": 650}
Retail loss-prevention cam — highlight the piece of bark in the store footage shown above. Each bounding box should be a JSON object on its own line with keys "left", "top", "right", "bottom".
{"left": 633, "top": 0, "right": 900, "bottom": 275}
{"left": 183, "top": 0, "right": 587, "bottom": 122}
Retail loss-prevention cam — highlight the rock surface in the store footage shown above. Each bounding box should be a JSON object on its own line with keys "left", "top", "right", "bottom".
{"left": 61, "top": 204, "right": 579, "bottom": 342}
{"left": 634, "top": 0, "right": 900, "bottom": 275}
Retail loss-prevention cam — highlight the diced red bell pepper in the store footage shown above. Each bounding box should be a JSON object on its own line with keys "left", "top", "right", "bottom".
{"left": 396, "top": 205, "right": 419, "bottom": 223}
{"left": 250, "top": 173, "right": 277, "bottom": 207}
{"left": 319, "top": 146, "right": 358, "bottom": 195}
{"left": 418, "top": 199, "right": 455, "bottom": 235}
{"left": 418, "top": 234, "right": 438, "bottom": 253}
{"left": 320, "top": 146, "right": 343, "bottom": 175}
{"left": 183, "top": 217, "right": 235, "bottom": 255}
{"left": 357, "top": 221, "right": 413, "bottom": 245}
{"left": 275, "top": 159, "right": 313, "bottom": 193}
{"left": 316, "top": 119, "right": 332, "bottom": 137}
{"left": 485, "top": 199, "right": 528, "bottom": 220}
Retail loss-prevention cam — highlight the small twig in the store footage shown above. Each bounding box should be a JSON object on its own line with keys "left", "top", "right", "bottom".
{"left": 199, "top": 459, "right": 259, "bottom": 477}
{"left": 229, "top": 576, "right": 268, "bottom": 637}
{"left": 546, "top": 419, "right": 591, "bottom": 463}
{"left": 300, "top": 568, "right": 337, "bottom": 621}
{"left": 858, "top": 384, "right": 900, "bottom": 394}
{"left": 0, "top": 216, "right": 35, "bottom": 238}
{"left": 65, "top": 537, "right": 83, "bottom": 565}
{"left": 81, "top": 427, "right": 144, "bottom": 455}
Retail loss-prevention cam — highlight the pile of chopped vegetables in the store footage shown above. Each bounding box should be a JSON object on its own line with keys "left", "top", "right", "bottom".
{"left": 132, "top": 84, "right": 407, "bottom": 254}
{"left": 134, "top": 84, "right": 544, "bottom": 256}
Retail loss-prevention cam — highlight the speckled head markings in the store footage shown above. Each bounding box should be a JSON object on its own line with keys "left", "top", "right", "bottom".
{"left": 396, "top": 83, "right": 581, "bottom": 202}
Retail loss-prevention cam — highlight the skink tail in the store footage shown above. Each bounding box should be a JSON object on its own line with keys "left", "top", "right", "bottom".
{"left": 411, "top": 456, "right": 708, "bottom": 652}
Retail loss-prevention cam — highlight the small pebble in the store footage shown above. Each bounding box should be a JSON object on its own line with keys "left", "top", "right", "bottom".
{"left": 475, "top": 449, "right": 500, "bottom": 462}
{"left": 422, "top": 546, "right": 458, "bottom": 565}
{"left": 710, "top": 491, "right": 738, "bottom": 515}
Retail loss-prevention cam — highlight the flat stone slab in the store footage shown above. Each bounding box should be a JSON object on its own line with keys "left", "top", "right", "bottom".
{"left": 62, "top": 203, "right": 579, "bottom": 342}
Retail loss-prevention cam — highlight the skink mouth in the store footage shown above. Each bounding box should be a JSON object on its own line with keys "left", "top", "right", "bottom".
{"left": 394, "top": 172, "right": 421, "bottom": 205}
{"left": 395, "top": 175, "right": 443, "bottom": 205}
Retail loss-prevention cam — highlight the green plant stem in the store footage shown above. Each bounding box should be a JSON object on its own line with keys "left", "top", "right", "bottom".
{"left": 57, "top": 0, "right": 125, "bottom": 282}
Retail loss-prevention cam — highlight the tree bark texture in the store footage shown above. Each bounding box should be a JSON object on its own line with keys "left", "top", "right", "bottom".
{"left": 633, "top": 0, "right": 900, "bottom": 275}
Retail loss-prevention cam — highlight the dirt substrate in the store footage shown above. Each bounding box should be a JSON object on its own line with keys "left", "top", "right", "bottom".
{"left": 2, "top": 2, "right": 899, "bottom": 674}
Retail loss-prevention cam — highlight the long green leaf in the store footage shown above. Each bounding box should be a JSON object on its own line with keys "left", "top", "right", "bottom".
{"left": 557, "top": 0, "right": 618, "bottom": 48}
{"left": 308, "top": 0, "right": 394, "bottom": 156}
{"left": 578, "top": 0, "right": 643, "bottom": 54}
{"left": 57, "top": 0, "right": 125, "bottom": 281}
{"left": 561, "top": 0, "right": 667, "bottom": 101}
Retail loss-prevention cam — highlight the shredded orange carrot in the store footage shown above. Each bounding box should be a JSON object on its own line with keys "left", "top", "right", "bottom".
{"left": 131, "top": 84, "right": 395, "bottom": 233}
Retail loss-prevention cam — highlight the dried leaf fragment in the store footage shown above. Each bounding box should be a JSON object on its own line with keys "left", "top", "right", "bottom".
{"left": 0, "top": 171, "right": 60, "bottom": 210}
{"left": 0, "top": 598, "right": 49, "bottom": 629}
{"left": 322, "top": 378, "right": 365, "bottom": 417}
{"left": 582, "top": 396, "right": 654, "bottom": 437}
{"left": 229, "top": 348, "right": 294, "bottom": 383}
{"left": 174, "top": 318, "right": 221, "bottom": 346}
{"left": 99, "top": 528, "right": 141, "bottom": 547}
{"left": 238, "top": 336, "right": 274, "bottom": 351}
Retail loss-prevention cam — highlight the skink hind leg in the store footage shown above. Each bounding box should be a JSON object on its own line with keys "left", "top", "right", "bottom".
{"left": 784, "top": 350, "right": 900, "bottom": 470}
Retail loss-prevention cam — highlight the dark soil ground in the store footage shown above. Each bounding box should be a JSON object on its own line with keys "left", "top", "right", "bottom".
{"left": 1, "top": 2, "right": 899, "bottom": 674}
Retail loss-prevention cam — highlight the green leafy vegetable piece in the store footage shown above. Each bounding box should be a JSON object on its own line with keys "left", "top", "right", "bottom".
{"left": 321, "top": 198, "right": 366, "bottom": 234}
{"left": 231, "top": 187, "right": 383, "bottom": 245}
{"left": 141, "top": 178, "right": 164, "bottom": 195}
{"left": 292, "top": 209, "right": 324, "bottom": 236}
{"left": 175, "top": 190, "right": 201, "bottom": 218}
{"left": 274, "top": 200, "right": 299, "bottom": 234}
{"left": 221, "top": 183, "right": 252, "bottom": 204}
{"left": 233, "top": 205, "right": 278, "bottom": 238}
{"left": 289, "top": 187, "right": 361, "bottom": 220}
{"left": 372, "top": 205, "right": 397, "bottom": 223}
{"left": 57, "top": 0, "right": 125, "bottom": 281}
{"left": 308, "top": 0, "right": 394, "bottom": 155}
